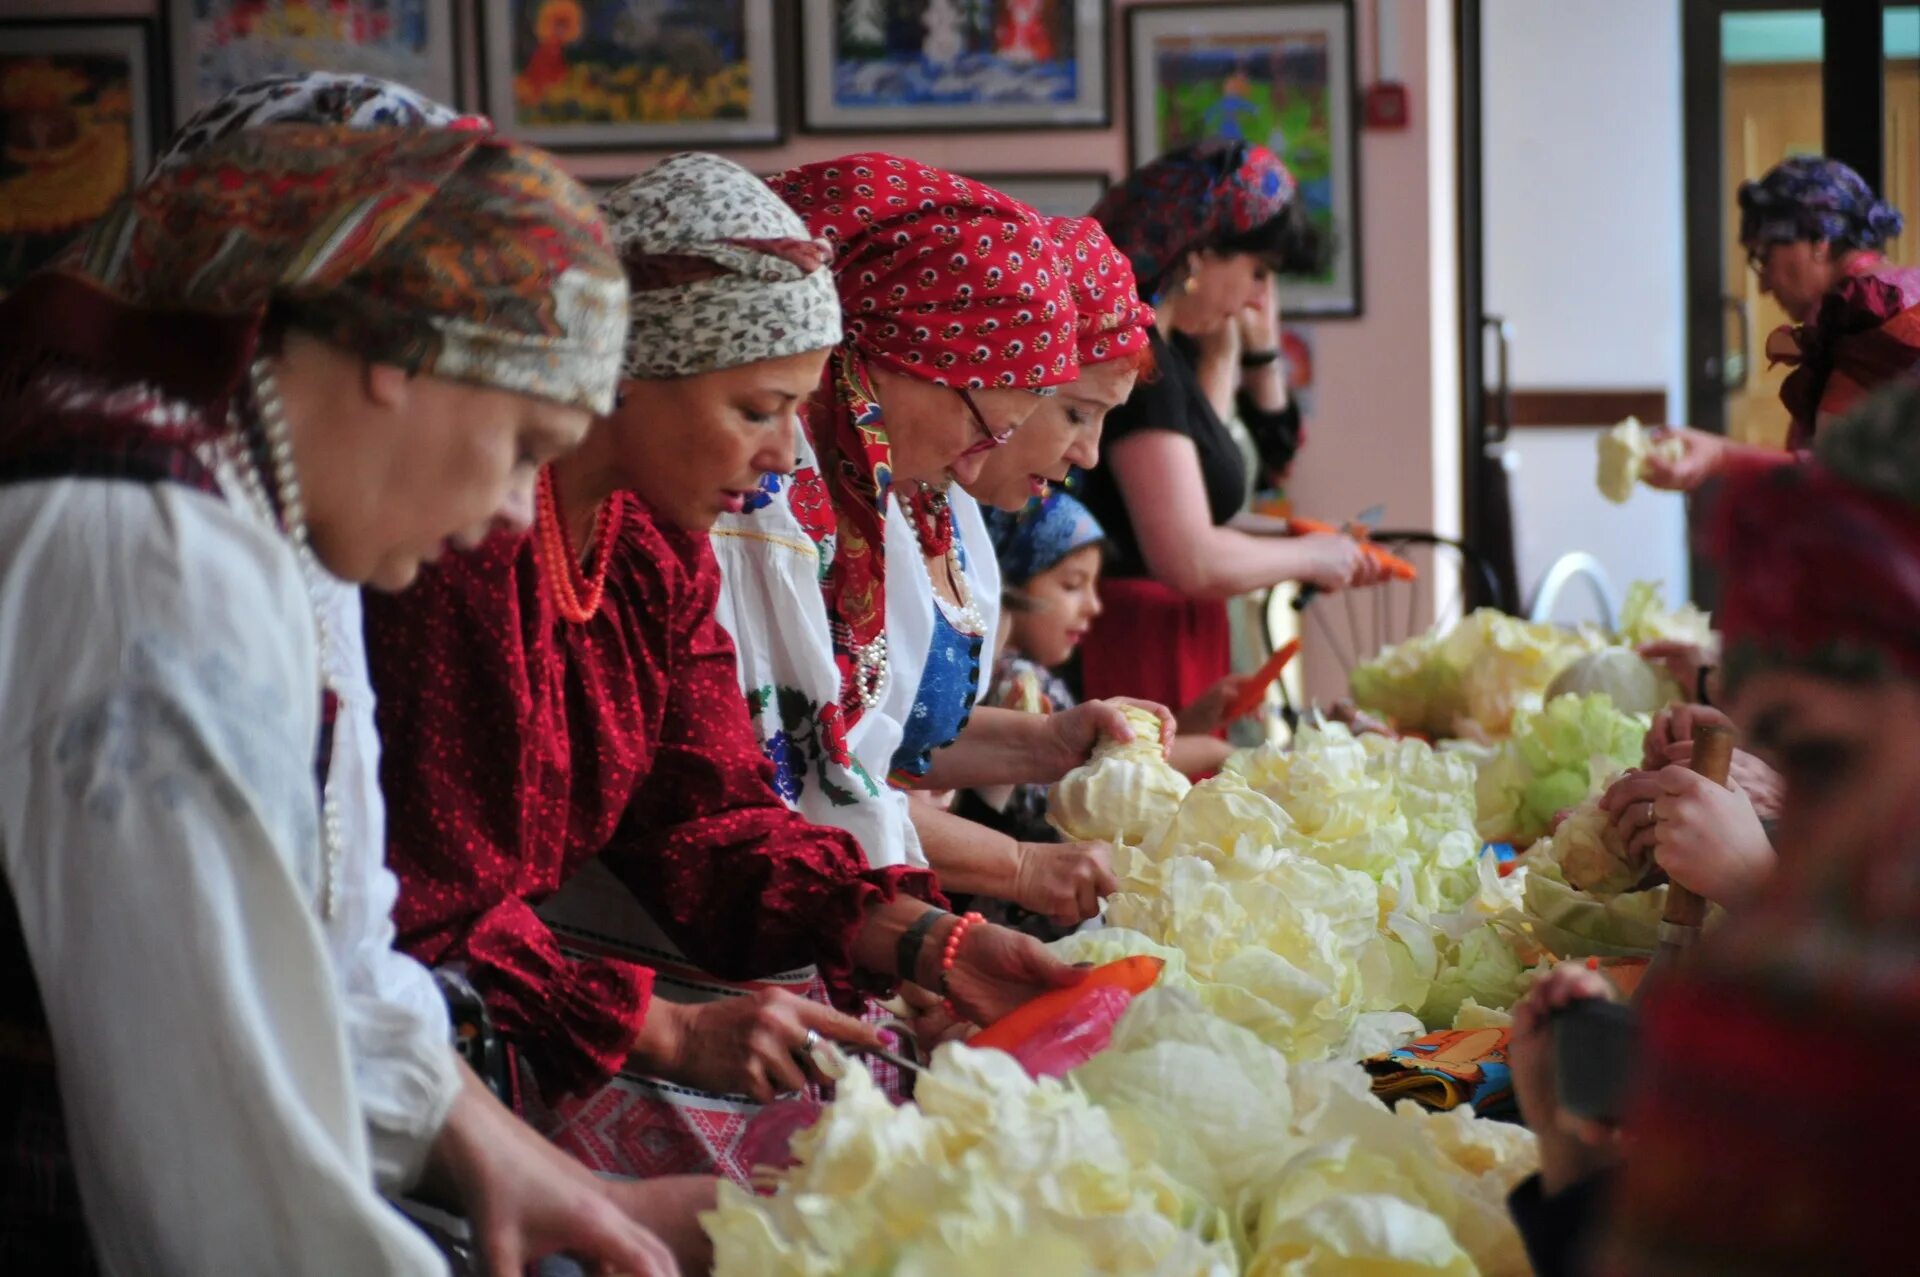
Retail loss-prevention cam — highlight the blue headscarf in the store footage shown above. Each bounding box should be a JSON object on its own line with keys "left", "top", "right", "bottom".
{"left": 1738, "top": 156, "right": 1904, "bottom": 253}
{"left": 988, "top": 490, "right": 1107, "bottom": 586}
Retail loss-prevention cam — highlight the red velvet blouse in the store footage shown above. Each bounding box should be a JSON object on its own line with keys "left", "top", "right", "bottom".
{"left": 365, "top": 494, "right": 939, "bottom": 1099}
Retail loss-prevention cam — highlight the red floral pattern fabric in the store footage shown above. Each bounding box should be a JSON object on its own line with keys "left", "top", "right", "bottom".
{"left": 1048, "top": 215, "right": 1153, "bottom": 365}
{"left": 364, "top": 498, "right": 939, "bottom": 1103}
{"left": 766, "top": 154, "right": 1081, "bottom": 731}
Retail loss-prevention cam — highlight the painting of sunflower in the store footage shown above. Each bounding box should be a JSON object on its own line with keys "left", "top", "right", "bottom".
{"left": 482, "top": 0, "right": 781, "bottom": 148}
{"left": 0, "top": 22, "right": 155, "bottom": 297}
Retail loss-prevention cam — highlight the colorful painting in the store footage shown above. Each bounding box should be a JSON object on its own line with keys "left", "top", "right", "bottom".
{"left": 802, "top": 0, "right": 1108, "bottom": 132}
{"left": 969, "top": 171, "right": 1109, "bottom": 218}
{"left": 167, "top": 1, "right": 455, "bottom": 125}
{"left": 483, "top": 0, "right": 780, "bottom": 148}
{"left": 1128, "top": 3, "right": 1360, "bottom": 317}
{"left": 0, "top": 22, "right": 154, "bottom": 297}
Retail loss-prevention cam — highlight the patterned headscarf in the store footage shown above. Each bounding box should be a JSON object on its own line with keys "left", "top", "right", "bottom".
{"left": 1049, "top": 216, "right": 1153, "bottom": 366}
{"left": 990, "top": 490, "right": 1107, "bottom": 586}
{"left": 152, "top": 71, "right": 487, "bottom": 173}
{"left": 1713, "top": 380, "right": 1920, "bottom": 690}
{"left": 764, "top": 154, "right": 1080, "bottom": 730}
{"left": 58, "top": 123, "right": 627, "bottom": 414}
{"left": 1092, "top": 140, "right": 1297, "bottom": 302}
{"left": 769, "top": 154, "right": 1078, "bottom": 390}
{"left": 598, "top": 153, "right": 842, "bottom": 379}
{"left": 1738, "top": 155, "right": 1905, "bottom": 253}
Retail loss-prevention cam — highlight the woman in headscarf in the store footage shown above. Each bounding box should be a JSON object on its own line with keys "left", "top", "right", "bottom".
{"left": 1503, "top": 381, "right": 1920, "bottom": 1277}
{"left": 1645, "top": 155, "right": 1920, "bottom": 488}
{"left": 877, "top": 214, "right": 1167, "bottom": 928}
{"left": 711, "top": 155, "right": 1171, "bottom": 925}
{"left": 1078, "top": 139, "right": 1386, "bottom": 712}
{"left": 0, "top": 117, "right": 682, "bottom": 1274}
{"left": 365, "top": 152, "right": 1085, "bottom": 1189}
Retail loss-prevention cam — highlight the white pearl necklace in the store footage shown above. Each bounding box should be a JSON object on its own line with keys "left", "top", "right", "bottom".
{"left": 223, "top": 357, "right": 345, "bottom": 922}
{"left": 851, "top": 632, "right": 889, "bottom": 711}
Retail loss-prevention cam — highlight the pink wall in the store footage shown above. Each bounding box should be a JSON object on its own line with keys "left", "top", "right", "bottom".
{"left": 5, "top": 0, "right": 1460, "bottom": 698}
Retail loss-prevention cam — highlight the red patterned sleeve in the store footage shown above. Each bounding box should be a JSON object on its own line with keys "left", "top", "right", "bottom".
{"left": 607, "top": 523, "right": 944, "bottom": 1010}
{"left": 366, "top": 539, "right": 653, "bottom": 1100}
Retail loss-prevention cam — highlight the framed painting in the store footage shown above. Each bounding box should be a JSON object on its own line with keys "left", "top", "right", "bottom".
{"left": 802, "top": 0, "right": 1109, "bottom": 132}
{"left": 1128, "top": 1, "right": 1361, "bottom": 317}
{"left": 969, "top": 171, "right": 1109, "bottom": 218}
{"left": 481, "top": 0, "right": 781, "bottom": 149}
{"left": 166, "top": 1, "right": 458, "bottom": 126}
{"left": 0, "top": 20, "right": 157, "bottom": 296}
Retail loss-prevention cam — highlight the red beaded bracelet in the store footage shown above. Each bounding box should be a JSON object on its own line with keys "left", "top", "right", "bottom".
{"left": 937, "top": 911, "right": 985, "bottom": 1015}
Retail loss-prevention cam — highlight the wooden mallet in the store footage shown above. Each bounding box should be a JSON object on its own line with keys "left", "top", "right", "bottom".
{"left": 1648, "top": 722, "right": 1736, "bottom": 977}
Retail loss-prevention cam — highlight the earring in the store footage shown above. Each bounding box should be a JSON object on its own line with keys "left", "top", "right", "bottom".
{"left": 1182, "top": 275, "right": 1198, "bottom": 295}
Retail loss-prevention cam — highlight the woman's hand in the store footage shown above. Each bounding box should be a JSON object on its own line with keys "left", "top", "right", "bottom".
{"left": 1042, "top": 697, "right": 1178, "bottom": 778}
{"left": 1508, "top": 964, "right": 1623, "bottom": 1194}
{"left": 630, "top": 990, "right": 882, "bottom": 1103}
{"left": 600, "top": 1176, "right": 717, "bottom": 1277}
{"left": 1237, "top": 273, "right": 1284, "bottom": 351}
{"left": 1639, "top": 426, "right": 1727, "bottom": 492}
{"left": 424, "top": 1063, "right": 683, "bottom": 1277}
{"left": 1641, "top": 700, "right": 1735, "bottom": 770}
{"left": 1294, "top": 533, "right": 1378, "bottom": 592}
{"left": 1011, "top": 839, "right": 1119, "bottom": 926}
{"left": 1600, "top": 765, "right": 1776, "bottom": 905}
{"left": 1638, "top": 640, "right": 1719, "bottom": 707}
{"left": 1178, "top": 674, "right": 1252, "bottom": 735}
{"left": 942, "top": 922, "right": 1086, "bottom": 1026}
{"left": 1644, "top": 739, "right": 1786, "bottom": 824}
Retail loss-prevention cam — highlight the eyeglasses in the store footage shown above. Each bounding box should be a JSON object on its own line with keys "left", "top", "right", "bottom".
{"left": 957, "top": 387, "right": 1018, "bottom": 456}
{"left": 1746, "top": 242, "right": 1777, "bottom": 274}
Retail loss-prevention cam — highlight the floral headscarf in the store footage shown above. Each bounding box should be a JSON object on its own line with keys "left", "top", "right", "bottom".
{"left": 990, "top": 489, "right": 1107, "bottom": 586}
{"left": 770, "top": 154, "right": 1077, "bottom": 390}
{"left": 598, "top": 153, "right": 842, "bottom": 379}
{"left": 1091, "top": 140, "right": 1297, "bottom": 302}
{"left": 55, "top": 123, "right": 627, "bottom": 414}
{"left": 153, "top": 71, "right": 487, "bottom": 173}
{"left": 766, "top": 154, "right": 1080, "bottom": 730}
{"left": 1738, "top": 155, "right": 1905, "bottom": 253}
{"left": 1048, "top": 216, "right": 1153, "bottom": 366}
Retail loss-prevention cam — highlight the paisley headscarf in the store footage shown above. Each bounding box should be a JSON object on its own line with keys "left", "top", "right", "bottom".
{"left": 1091, "top": 140, "right": 1297, "bottom": 302}
{"left": 153, "top": 70, "right": 487, "bottom": 173}
{"left": 1738, "top": 155, "right": 1905, "bottom": 253}
{"left": 598, "top": 152, "right": 842, "bottom": 379}
{"left": 18, "top": 122, "right": 626, "bottom": 415}
{"left": 767, "top": 154, "right": 1080, "bottom": 729}
{"left": 1602, "top": 380, "right": 1920, "bottom": 1277}
{"left": 1049, "top": 216, "right": 1153, "bottom": 366}
{"left": 991, "top": 489, "right": 1107, "bottom": 586}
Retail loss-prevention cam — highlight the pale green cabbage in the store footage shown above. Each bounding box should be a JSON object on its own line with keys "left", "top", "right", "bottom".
{"left": 1051, "top": 705, "right": 1191, "bottom": 846}
{"left": 1545, "top": 649, "right": 1682, "bottom": 716}
{"left": 1615, "top": 580, "right": 1716, "bottom": 650}
{"left": 1596, "top": 415, "right": 1686, "bottom": 504}
{"left": 1473, "top": 694, "right": 1648, "bottom": 845}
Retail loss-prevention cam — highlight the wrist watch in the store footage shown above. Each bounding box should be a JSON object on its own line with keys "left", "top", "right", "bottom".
{"left": 1240, "top": 348, "right": 1281, "bottom": 368}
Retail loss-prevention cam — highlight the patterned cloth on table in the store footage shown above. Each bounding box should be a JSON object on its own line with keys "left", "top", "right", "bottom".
{"left": 765, "top": 154, "right": 1079, "bottom": 736}
{"left": 1363, "top": 1027, "right": 1517, "bottom": 1120}
{"left": 1599, "top": 382, "right": 1920, "bottom": 1275}
{"left": 1090, "top": 139, "right": 1296, "bottom": 302}
{"left": 365, "top": 497, "right": 940, "bottom": 1183}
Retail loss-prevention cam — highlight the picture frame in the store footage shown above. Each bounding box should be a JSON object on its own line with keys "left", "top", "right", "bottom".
{"left": 481, "top": 0, "right": 782, "bottom": 150}
{"left": 165, "top": 0, "right": 458, "bottom": 128}
{"left": 802, "top": 0, "right": 1109, "bottom": 133}
{"left": 1127, "top": 1, "right": 1362, "bottom": 318}
{"left": 969, "top": 171, "right": 1110, "bottom": 218}
{"left": 0, "top": 19, "right": 159, "bottom": 296}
